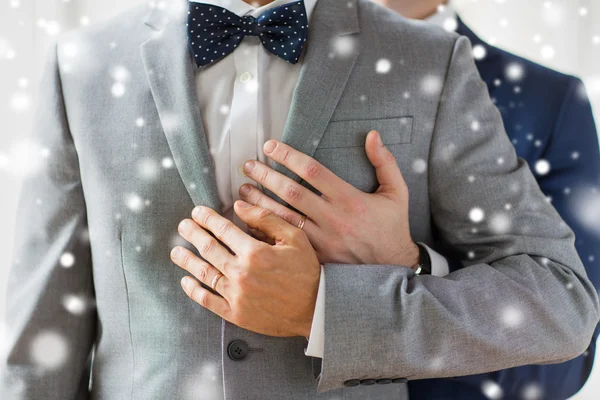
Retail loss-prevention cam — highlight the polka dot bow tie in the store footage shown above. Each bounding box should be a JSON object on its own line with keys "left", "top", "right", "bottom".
{"left": 186, "top": 1, "right": 309, "bottom": 67}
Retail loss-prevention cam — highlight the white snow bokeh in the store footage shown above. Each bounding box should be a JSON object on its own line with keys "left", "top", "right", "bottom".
{"left": 0, "top": 139, "right": 45, "bottom": 178}
{"left": 137, "top": 157, "right": 160, "bottom": 180}
{"left": 331, "top": 36, "right": 356, "bottom": 58}
{"left": 9, "top": 92, "right": 30, "bottom": 112}
{"left": 375, "top": 58, "right": 392, "bottom": 74}
{"left": 481, "top": 380, "right": 503, "bottom": 400}
{"left": 501, "top": 305, "right": 523, "bottom": 328}
{"left": 181, "top": 362, "right": 222, "bottom": 400}
{"left": 110, "top": 65, "right": 130, "bottom": 98}
{"left": 469, "top": 207, "right": 485, "bottom": 223}
{"left": 30, "top": 330, "right": 69, "bottom": 370}
{"left": 421, "top": 75, "right": 443, "bottom": 97}
{"left": 473, "top": 44, "right": 487, "bottom": 60}
{"left": 534, "top": 159, "right": 551, "bottom": 175}
{"left": 162, "top": 157, "right": 174, "bottom": 169}
{"left": 571, "top": 185, "right": 600, "bottom": 235}
{"left": 521, "top": 382, "right": 543, "bottom": 400}
{"left": 488, "top": 212, "right": 512, "bottom": 235}
{"left": 62, "top": 294, "right": 90, "bottom": 315}
{"left": 59, "top": 252, "right": 75, "bottom": 268}
{"left": 412, "top": 158, "right": 427, "bottom": 174}
{"left": 125, "top": 193, "right": 145, "bottom": 212}
{"left": 505, "top": 62, "right": 525, "bottom": 81}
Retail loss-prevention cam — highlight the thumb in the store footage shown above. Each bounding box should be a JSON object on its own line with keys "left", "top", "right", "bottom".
{"left": 365, "top": 130, "right": 408, "bottom": 200}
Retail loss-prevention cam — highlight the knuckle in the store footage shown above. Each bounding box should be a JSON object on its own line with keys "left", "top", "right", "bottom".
{"left": 280, "top": 147, "right": 292, "bottom": 164}
{"left": 283, "top": 184, "right": 302, "bottom": 202}
{"left": 194, "top": 288, "right": 209, "bottom": 307}
{"left": 199, "top": 239, "right": 215, "bottom": 256}
{"left": 303, "top": 160, "right": 322, "bottom": 179}
{"left": 180, "top": 251, "right": 191, "bottom": 268}
{"left": 347, "top": 197, "right": 369, "bottom": 216}
{"left": 257, "top": 167, "right": 269, "bottom": 184}
{"left": 197, "top": 264, "right": 209, "bottom": 283}
{"left": 255, "top": 194, "right": 267, "bottom": 209}
{"left": 278, "top": 210, "right": 296, "bottom": 225}
{"left": 256, "top": 208, "right": 273, "bottom": 220}
{"left": 215, "top": 221, "right": 232, "bottom": 238}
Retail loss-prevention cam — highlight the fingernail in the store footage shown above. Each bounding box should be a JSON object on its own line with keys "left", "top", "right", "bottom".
{"left": 192, "top": 206, "right": 201, "bottom": 219}
{"left": 181, "top": 276, "right": 190, "bottom": 289}
{"left": 376, "top": 131, "right": 383, "bottom": 147}
{"left": 178, "top": 220, "right": 189, "bottom": 230}
{"left": 237, "top": 200, "right": 251, "bottom": 208}
{"left": 243, "top": 160, "right": 255, "bottom": 174}
{"left": 171, "top": 247, "right": 180, "bottom": 259}
{"left": 264, "top": 140, "right": 277, "bottom": 154}
{"left": 239, "top": 184, "right": 251, "bottom": 196}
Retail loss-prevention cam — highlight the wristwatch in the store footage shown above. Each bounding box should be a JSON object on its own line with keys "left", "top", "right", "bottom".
{"left": 414, "top": 243, "right": 432, "bottom": 275}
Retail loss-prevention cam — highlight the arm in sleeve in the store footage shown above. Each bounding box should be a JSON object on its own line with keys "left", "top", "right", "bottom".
{"left": 444, "top": 76, "right": 600, "bottom": 400}
{"left": 313, "top": 35, "right": 600, "bottom": 393}
{"left": 304, "top": 247, "right": 450, "bottom": 360}
{"left": 0, "top": 39, "right": 97, "bottom": 399}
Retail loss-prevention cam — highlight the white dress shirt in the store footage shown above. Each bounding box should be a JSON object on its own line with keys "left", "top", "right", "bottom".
{"left": 190, "top": 0, "right": 449, "bottom": 360}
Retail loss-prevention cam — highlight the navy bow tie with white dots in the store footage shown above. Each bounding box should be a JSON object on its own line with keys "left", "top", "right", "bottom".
{"left": 186, "top": 1, "right": 309, "bottom": 67}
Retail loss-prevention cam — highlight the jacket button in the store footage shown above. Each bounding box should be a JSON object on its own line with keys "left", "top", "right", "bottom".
{"left": 343, "top": 379, "right": 361, "bottom": 387}
{"left": 376, "top": 378, "right": 393, "bottom": 384}
{"left": 392, "top": 378, "right": 407, "bottom": 384}
{"left": 227, "top": 340, "right": 249, "bottom": 361}
{"left": 360, "top": 379, "right": 377, "bottom": 385}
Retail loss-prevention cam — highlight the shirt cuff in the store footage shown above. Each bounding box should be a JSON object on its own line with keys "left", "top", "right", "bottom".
{"left": 418, "top": 242, "right": 450, "bottom": 277}
{"left": 304, "top": 264, "right": 325, "bottom": 358}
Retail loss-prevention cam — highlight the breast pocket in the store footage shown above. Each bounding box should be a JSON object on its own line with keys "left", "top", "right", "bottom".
{"left": 312, "top": 116, "right": 413, "bottom": 194}
{"left": 317, "top": 116, "right": 413, "bottom": 149}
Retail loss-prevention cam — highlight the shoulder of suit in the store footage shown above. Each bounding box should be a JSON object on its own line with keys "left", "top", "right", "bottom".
{"left": 53, "top": 1, "right": 155, "bottom": 50}
{"left": 475, "top": 35, "right": 581, "bottom": 91}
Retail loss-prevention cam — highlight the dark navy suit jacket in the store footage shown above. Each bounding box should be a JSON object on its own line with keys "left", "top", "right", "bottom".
{"left": 408, "top": 17, "right": 600, "bottom": 400}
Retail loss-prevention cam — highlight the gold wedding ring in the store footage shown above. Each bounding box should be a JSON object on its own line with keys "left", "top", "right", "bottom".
{"left": 297, "top": 214, "right": 307, "bottom": 230}
{"left": 211, "top": 272, "right": 224, "bottom": 291}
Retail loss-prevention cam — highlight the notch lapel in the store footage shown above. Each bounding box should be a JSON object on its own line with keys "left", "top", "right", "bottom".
{"left": 266, "top": 0, "right": 360, "bottom": 199}
{"left": 140, "top": 1, "right": 223, "bottom": 212}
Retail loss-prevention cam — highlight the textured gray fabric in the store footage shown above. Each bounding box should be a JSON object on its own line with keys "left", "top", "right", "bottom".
{"left": 1, "top": 0, "right": 598, "bottom": 399}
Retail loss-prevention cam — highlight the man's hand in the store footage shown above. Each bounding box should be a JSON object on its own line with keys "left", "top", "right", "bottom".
{"left": 170, "top": 202, "right": 321, "bottom": 338}
{"left": 239, "top": 130, "right": 420, "bottom": 270}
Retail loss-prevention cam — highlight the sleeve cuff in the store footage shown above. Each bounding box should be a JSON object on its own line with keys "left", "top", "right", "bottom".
{"left": 418, "top": 242, "right": 450, "bottom": 277}
{"left": 304, "top": 264, "right": 325, "bottom": 358}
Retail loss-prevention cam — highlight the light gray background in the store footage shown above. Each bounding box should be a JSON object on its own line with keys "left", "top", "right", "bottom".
{"left": 1, "top": 0, "right": 599, "bottom": 398}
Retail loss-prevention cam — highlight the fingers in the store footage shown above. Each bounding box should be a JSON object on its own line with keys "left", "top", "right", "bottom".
{"left": 170, "top": 245, "right": 231, "bottom": 298}
{"left": 240, "top": 183, "right": 319, "bottom": 235}
{"left": 177, "top": 218, "right": 236, "bottom": 274}
{"left": 242, "top": 158, "right": 328, "bottom": 218}
{"left": 259, "top": 140, "right": 357, "bottom": 203}
{"left": 180, "top": 276, "right": 231, "bottom": 318}
{"left": 191, "top": 205, "right": 256, "bottom": 255}
{"left": 364, "top": 130, "right": 409, "bottom": 201}
{"left": 233, "top": 200, "right": 300, "bottom": 244}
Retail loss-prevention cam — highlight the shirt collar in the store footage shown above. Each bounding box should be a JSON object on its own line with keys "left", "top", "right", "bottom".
{"left": 189, "top": 0, "right": 318, "bottom": 21}
{"left": 424, "top": 0, "right": 457, "bottom": 28}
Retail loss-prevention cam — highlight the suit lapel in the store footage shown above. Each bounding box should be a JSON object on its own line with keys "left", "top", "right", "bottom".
{"left": 269, "top": 0, "right": 360, "bottom": 186}
{"left": 140, "top": 1, "right": 223, "bottom": 212}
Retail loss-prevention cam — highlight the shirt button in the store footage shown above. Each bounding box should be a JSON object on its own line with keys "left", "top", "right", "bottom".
{"left": 240, "top": 71, "right": 252, "bottom": 83}
{"left": 376, "top": 378, "right": 393, "bottom": 384}
{"left": 343, "top": 379, "right": 361, "bottom": 387}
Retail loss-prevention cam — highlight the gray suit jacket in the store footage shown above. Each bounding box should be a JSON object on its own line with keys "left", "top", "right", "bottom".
{"left": 2, "top": 0, "right": 599, "bottom": 399}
